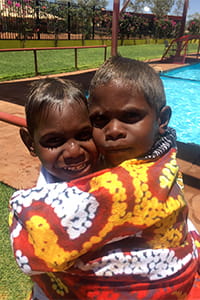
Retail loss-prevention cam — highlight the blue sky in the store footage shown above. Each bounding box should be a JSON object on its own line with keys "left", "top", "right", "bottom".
{"left": 106, "top": 0, "right": 200, "bottom": 16}
{"left": 188, "top": 0, "right": 200, "bottom": 15}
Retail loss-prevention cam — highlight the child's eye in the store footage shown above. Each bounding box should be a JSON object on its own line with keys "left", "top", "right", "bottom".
{"left": 90, "top": 115, "right": 109, "bottom": 128}
{"left": 120, "top": 111, "right": 143, "bottom": 124}
{"left": 40, "top": 137, "right": 65, "bottom": 148}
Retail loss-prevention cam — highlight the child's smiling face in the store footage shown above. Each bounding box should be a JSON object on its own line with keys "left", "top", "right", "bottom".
{"left": 89, "top": 81, "right": 161, "bottom": 167}
{"left": 31, "top": 101, "right": 98, "bottom": 181}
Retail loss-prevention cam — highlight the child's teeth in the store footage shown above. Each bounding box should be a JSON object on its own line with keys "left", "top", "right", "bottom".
{"left": 63, "top": 163, "right": 86, "bottom": 171}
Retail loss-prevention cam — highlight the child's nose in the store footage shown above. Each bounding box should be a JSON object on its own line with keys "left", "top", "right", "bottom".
{"left": 105, "top": 119, "right": 126, "bottom": 141}
{"left": 62, "top": 139, "right": 83, "bottom": 159}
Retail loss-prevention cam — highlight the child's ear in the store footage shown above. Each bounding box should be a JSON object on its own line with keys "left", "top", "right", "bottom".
{"left": 20, "top": 127, "right": 37, "bottom": 157}
{"left": 158, "top": 106, "right": 172, "bottom": 135}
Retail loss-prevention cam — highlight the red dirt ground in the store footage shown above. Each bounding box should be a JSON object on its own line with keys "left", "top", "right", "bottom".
{"left": 0, "top": 101, "right": 40, "bottom": 189}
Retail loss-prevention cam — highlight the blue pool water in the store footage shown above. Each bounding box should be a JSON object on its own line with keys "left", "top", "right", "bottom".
{"left": 160, "top": 63, "right": 200, "bottom": 145}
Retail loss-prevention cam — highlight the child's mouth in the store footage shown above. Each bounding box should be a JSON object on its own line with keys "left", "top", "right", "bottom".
{"left": 62, "top": 162, "right": 87, "bottom": 172}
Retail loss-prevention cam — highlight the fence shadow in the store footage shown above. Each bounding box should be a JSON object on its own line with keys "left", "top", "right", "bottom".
{"left": 0, "top": 70, "right": 96, "bottom": 106}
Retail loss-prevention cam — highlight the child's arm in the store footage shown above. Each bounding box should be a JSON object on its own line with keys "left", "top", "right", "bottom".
{"left": 9, "top": 149, "right": 187, "bottom": 275}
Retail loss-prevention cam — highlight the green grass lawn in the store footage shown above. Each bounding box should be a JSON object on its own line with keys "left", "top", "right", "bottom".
{"left": 0, "top": 43, "right": 167, "bottom": 81}
{"left": 0, "top": 182, "right": 32, "bottom": 300}
{"left": 1, "top": 43, "right": 198, "bottom": 81}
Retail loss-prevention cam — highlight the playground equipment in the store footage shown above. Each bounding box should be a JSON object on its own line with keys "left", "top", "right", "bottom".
{"left": 161, "top": 35, "right": 200, "bottom": 64}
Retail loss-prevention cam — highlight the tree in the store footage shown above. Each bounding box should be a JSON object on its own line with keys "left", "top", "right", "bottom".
{"left": 188, "top": 13, "right": 200, "bottom": 21}
{"left": 128, "top": 0, "right": 147, "bottom": 13}
{"left": 73, "top": 0, "right": 108, "bottom": 39}
{"left": 128, "top": 0, "right": 183, "bottom": 17}
{"left": 148, "top": 0, "right": 175, "bottom": 17}
{"left": 172, "top": 0, "right": 184, "bottom": 16}
{"left": 75, "top": 0, "right": 107, "bottom": 9}
{"left": 41, "top": 0, "right": 108, "bottom": 39}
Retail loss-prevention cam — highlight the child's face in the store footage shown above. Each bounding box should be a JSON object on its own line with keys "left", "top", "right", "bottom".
{"left": 29, "top": 102, "right": 98, "bottom": 181}
{"left": 89, "top": 81, "right": 160, "bottom": 167}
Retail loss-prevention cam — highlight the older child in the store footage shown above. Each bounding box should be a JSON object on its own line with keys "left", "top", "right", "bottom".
{"left": 9, "top": 57, "right": 200, "bottom": 300}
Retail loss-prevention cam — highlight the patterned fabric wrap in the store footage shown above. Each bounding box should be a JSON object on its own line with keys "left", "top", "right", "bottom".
{"left": 9, "top": 148, "right": 200, "bottom": 300}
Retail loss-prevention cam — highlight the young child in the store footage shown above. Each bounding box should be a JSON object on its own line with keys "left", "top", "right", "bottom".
{"left": 20, "top": 77, "right": 98, "bottom": 185}
{"left": 15, "top": 77, "right": 99, "bottom": 299}
{"left": 9, "top": 57, "right": 200, "bottom": 300}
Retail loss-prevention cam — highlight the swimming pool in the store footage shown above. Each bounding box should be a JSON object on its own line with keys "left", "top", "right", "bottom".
{"left": 160, "top": 63, "right": 200, "bottom": 145}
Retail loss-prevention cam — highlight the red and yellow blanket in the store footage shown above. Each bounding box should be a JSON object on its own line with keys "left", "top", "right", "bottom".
{"left": 9, "top": 148, "right": 200, "bottom": 299}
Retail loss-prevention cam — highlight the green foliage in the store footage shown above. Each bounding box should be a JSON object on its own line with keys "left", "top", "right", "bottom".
{"left": 187, "top": 18, "right": 200, "bottom": 35}
{"left": 119, "top": 13, "right": 151, "bottom": 39}
{"left": 0, "top": 182, "right": 33, "bottom": 300}
{"left": 118, "top": 13, "right": 181, "bottom": 40}
{"left": 36, "top": 0, "right": 107, "bottom": 39}
{"left": 153, "top": 17, "right": 181, "bottom": 39}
